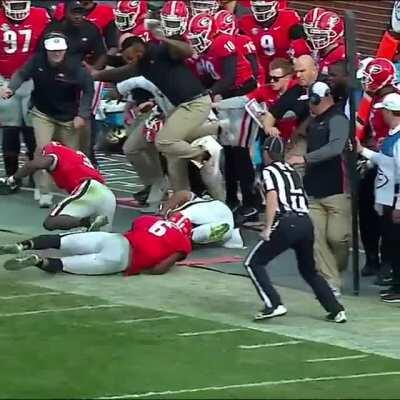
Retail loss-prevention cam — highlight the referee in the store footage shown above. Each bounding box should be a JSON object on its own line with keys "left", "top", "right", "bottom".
{"left": 244, "top": 136, "right": 347, "bottom": 323}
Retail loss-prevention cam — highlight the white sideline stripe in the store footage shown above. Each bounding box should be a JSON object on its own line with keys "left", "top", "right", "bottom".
{"left": 306, "top": 355, "right": 369, "bottom": 363}
{"left": 178, "top": 328, "right": 244, "bottom": 337}
{"left": 115, "top": 316, "right": 179, "bottom": 324}
{"left": 97, "top": 371, "right": 400, "bottom": 399}
{"left": 239, "top": 340, "right": 302, "bottom": 349}
{"left": 0, "top": 304, "right": 120, "bottom": 317}
{"left": 0, "top": 292, "right": 61, "bottom": 300}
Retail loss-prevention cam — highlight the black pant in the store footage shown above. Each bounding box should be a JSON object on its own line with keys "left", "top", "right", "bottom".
{"left": 224, "top": 145, "right": 259, "bottom": 208}
{"left": 244, "top": 213, "right": 344, "bottom": 315}
{"left": 2, "top": 126, "right": 36, "bottom": 176}
{"left": 358, "top": 167, "right": 389, "bottom": 263}
{"left": 381, "top": 208, "right": 400, "bottom": 291}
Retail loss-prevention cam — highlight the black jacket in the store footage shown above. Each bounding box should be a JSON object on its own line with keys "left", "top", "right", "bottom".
{"left": 9, "top": 51, "right": 94, "bottom": 121}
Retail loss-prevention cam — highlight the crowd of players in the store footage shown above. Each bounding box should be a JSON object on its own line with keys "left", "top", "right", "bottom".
{"left": 0, "top": 0, "right": 399, "bottom": 322}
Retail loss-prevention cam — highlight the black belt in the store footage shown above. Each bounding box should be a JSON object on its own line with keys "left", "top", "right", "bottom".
{"left": 185, "top": 92, "right": 210, "bottom": 103}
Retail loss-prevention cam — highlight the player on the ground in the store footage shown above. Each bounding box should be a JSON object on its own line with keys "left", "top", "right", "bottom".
{"left": 214, "top": 9, "right": 264, "bottom": 84}
{"left": 115, "top": 0, "right": 155, "bottom": 45}
{"left": 1, "top": 214, "right": 192, "bottom": 276}
{"left": 238, "top": 0, "right": 301, "bottom": 78}
{"left": 0, "top": 0, "right": 50, "bottom": 187}
{"left": 162, "top": 190, "right": 244, "bottom": 248}
{"left": 0, "top": 141, "right": 116, "bottom": 232}
{"left": 303, "top": 9, "right": 346, "bottom": 75}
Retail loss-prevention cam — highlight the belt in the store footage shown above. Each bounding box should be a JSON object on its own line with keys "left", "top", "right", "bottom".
{"left": 186, "top": 91, "right": 209, "bottom": 103}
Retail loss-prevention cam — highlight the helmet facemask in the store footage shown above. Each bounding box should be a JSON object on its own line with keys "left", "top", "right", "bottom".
{"left": 250, "top": 0, "right": 278, "bottom": 23}
{"left": 2, "top": 0, "right": 31, "bottom": 21}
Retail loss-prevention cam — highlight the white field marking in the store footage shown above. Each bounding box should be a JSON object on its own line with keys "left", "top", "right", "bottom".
{"left": 178, "top": 328, "right": 245, "bottom": 337}
{"left": 306, "top": 355, "right": 369, "bottom": 363}
{"left": 115, "top": 316, "right": 179, "bottom": 324}
{"left": 0, "top": 304, "right": 121, "bottom": 318}
{"left": 96, "top": 371, "right": 400, "bottom": 399}
{"left": 239, "top": 340, "right": 302, "bottom": 349}
{"left": 0, "top": 292, "right": 61, "bottom": 300}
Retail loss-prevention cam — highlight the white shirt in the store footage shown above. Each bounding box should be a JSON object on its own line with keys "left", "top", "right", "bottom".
{"left": 361, "top": 124, "right": 400, "bottom": 210}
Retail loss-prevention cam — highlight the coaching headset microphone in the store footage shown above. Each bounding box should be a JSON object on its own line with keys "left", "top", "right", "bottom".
{"left": 308, "top": 81, "right": 331, "bottom": 106}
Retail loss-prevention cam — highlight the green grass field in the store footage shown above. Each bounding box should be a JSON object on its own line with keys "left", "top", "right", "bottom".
{"left": 1, "top": 275, "right": 400, "bottom": 399}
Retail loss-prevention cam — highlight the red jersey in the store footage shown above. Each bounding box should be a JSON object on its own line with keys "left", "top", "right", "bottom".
{"left": 42, "top": 142, "right": 105, "bottom": 194}
{"left": 0, "top": 7, "right": 50, "bottom": 79}
{"left": 118, "top": 24, "right": 156, "bottom": 47}
{"left": 318, "top": 43, "right": 346, "bottom": 76}
{"left": 124, "top": 216, "right": 192, "bottom": 275}
{"left": 196, "top": 33, "right": 254, "bottom": 88}
{"left": 238, "top": 9, "right": 300, "bottom": 76}
{"left": 369, "top": 94, "right": 391, "bottom": 146}
{"left": 234, "top": 33, "right": 265, "bottom": 84}
{"left": 53, "top": 2, "right": 115, "bottom": 35}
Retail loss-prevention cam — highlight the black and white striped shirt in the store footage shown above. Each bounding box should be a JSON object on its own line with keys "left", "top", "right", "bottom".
{"left": 262, "top": 162, "right": 309, "bottom": 215}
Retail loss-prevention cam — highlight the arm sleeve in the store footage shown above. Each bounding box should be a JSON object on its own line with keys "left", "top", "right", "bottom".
{"left": 116, "top": 76, "right": 157, "bottom": 97}
{"left": 269, "top": 90, "right": 292, "bottom": 120}
{"left": 246, "top": 53, "right": 259, "bottom": 80}
{"left": 209, "top": 54, "right": 237, "bottom": 97}
{"left": 103, "top": 22, "right": 119, "bottom": 50}
{"left": 304, "top": 115, "right": 349, "bottom": 164}
{"left": 77, "top": 69, "right": 95, "bottom": 119}
{"left": 8, "top": 56, "right": 36, "bottom": 92}
{"left": 95, "top": 63, "right": 138, "bottom": 83}
{"left": 393, "top": 141, "right": 400, "bottom": 209}
{"left": 214, "top": 96, "right": 248, "bottom": 110}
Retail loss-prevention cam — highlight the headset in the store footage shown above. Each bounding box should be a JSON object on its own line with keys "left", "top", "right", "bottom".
{"left": 308, "top": 81, "right": 331, "bottom": 105}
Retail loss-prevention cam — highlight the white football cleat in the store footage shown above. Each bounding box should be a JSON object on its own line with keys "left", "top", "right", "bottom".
{"left": 4, "top": 254, "right": 41, "bottom": 271}
{"left": 222, "top": 228, "right": 245, "bottom": 249}
{"left": 39, "top": 194, "right": 53, "bottom": 208}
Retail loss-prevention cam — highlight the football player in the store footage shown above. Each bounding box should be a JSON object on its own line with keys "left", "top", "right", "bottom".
{"left": 304, "top": 9, "right": 346, "bottom": 75}
{"left": 53, "top": 0, "right": 117, "bottom": 53}
{"left": 358, "top": 58, "right": 398, "bottom": 280}
{"left": 189, "top": 0, "right": 220, "bottom": 16}
{"left": 187, "top": 12, "right": 260, "bottom": 221}
{"left": 160, "top": 0, "right": 189, "bottom": 38}
{"left": 0, "top": 0, "right": 50, "bottom": 188}
{"left": 1, "top": 214, "right": 192, "bottom": 276}
{"left": 0, "top": 141, "right": 116, "bottom": 232}
{"left": 214, "top": 9, "right": 265, "bottom": 84}
{"left": 238, "top": 0, "right": 301, "bottom": 77}
{"left": 187, "top": 12, "right": 257, "bottom": 98}
{"left": 162, "top": 190, "right": 244, "bottom": 248}
{"left": 115, "top": 0, "right": 155, "bottom": 45}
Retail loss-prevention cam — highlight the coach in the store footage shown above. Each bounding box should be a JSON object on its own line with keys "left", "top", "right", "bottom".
{"left": 89, "top": 35, "right": 215, "bottom": 192}
{"left": 2, "top": 32, "right": 94, "bottom": 207}
{"left": 288, "top": 82, "right": 351, "bottom": 295}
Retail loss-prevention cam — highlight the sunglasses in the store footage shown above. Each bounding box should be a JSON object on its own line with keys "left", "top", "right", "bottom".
{"left": 269, "top": 73, "right": 290, "bottom": 83}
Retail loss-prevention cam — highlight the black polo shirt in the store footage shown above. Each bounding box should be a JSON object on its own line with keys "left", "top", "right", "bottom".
{"left": 270, "top": 84, "right": 309, "bottom": 123}
{"left": 137, "top": 43, "right": 206, "bottom": 107}
{"left": 44, "top": 19, "right": 106, "bottom": 63}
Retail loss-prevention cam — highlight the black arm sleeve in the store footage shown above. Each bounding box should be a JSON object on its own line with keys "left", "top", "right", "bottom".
{"left": 103, "top": 22, "right": 119, "bottom": 50}
{"left": 77, "top": 68, "right": 95, "bottom": 119}
{"left": 209, "top": 54, "right": 237, "bottom": 97}
{"left": 246, "top": 53, "right": 259, "bottom": 80}
{"left": 289, "top": 24, "right": 306, "bottom": 40}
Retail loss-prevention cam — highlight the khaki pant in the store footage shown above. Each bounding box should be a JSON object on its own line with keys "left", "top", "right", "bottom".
{"left": 155, "top": 95, "right": 213, "bottom": 191}
{"left": 122, "top": 114, "right": 163, "bottom": 186}
{"left": 309, "top": 194, "right": 351, "bottom": 289}
{"left": 31, "top": 107, "right": 79, "bottom": 193}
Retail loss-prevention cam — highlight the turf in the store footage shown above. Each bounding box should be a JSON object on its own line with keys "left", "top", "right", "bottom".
{"left": 1, "top": 279, "right": 400, "bottom": 399}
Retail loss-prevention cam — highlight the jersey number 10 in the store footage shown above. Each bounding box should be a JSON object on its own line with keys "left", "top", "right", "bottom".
{"left": 3, "top": 29, "right": 32, "bottom": 54}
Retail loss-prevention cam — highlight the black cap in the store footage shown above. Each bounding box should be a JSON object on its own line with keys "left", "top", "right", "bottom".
{"left": 263, "top": 136, "right": 285, "bottom": 161}
{"left": 67, "top": 0, "right": 86, "bottom": 13}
